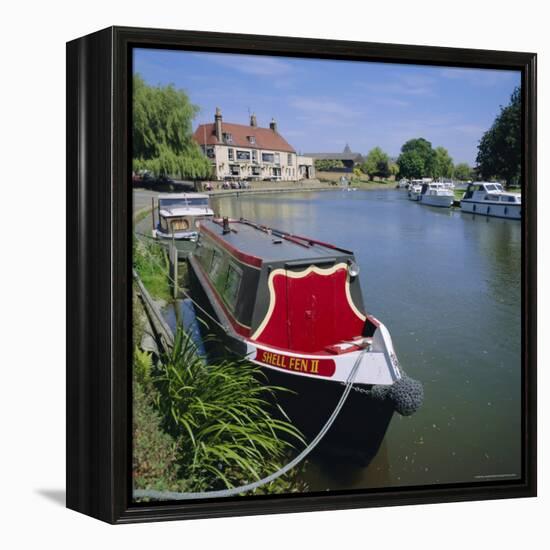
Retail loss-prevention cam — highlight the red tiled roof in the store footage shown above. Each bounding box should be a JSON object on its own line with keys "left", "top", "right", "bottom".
{"left": 193, "top": 122, "right": 296, "bottom": 153}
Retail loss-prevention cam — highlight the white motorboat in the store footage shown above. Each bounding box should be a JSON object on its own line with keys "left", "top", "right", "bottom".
{"left": 418, "top": 181, "right": 454, "bottom": 208}
{"left": 438, "top": 178, "right": 455, "bottom": 190}
{"left": 460, "top": 182, "right": 521, "bottom": 220}
{"left": 152, "top": 193, "right": 214, "bottom": 241}
{"left": 396, "top": 178, "right": 409, "bottom": 189}
{"left": 407, "top": 179, "right": 424, "bottom": 201}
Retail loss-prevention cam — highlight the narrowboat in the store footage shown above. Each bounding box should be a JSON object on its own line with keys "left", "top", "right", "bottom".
{"left": 460, "top": 182, "right": 521, "bottom": 220}
{"left": 152, "top": 193, "right": 214, "bottom": 242}
{"left": 188, "top": 217, "right": 423, "bottom": 462}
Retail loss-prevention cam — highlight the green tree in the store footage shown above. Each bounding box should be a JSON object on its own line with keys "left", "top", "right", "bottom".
{"left": 476, "top": 87, "right": 521, "bottom": 187}
{"left": 454, "top": 162, "right": 472, "bottom": 181}
{"left": 314, "top": 159, "right": 345, "bottom": 171}
{"left": 361, "top": 147, "right": 390, "bottom": 180}
{"left": 389, "top": 162, "right": 399, "bottom": 179}
{"left": 433, "top": 146, "right": 454, "bottom": 178}
{"left": 133, "top": 74, "right": 212, "bottom": 180}
{"left": 397, "top": 138, "right": 436, "bottom": 179}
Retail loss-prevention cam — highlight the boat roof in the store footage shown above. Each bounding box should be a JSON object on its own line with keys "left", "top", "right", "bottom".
{"left": 200, "top": 219, "right": 353, "bottom": 263}
{"left": 158, "top": 193, "right": 209, "bottom": 199}
{"left": 471, "top": 182, "right": 504, "bottom": 187}
{"left": 160, "top": 207, "right": 214, "bottom": 217}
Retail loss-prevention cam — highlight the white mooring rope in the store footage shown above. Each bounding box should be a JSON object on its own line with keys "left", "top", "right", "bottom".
{"left": 133, "top": 346, "right": 368, "bottom": 501}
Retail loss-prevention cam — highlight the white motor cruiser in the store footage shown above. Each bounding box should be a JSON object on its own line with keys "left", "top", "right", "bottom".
{"left": 407, "top": 179, "right": 424, "bottom": 201}
{"left": 152, "top": 193, "right": 214, "bottom": 241}
{"left": 418, "top": 181, "right": 454, "bottom": 208}
{"left": 460, "top": 182, "right": 521, "bottom": 220}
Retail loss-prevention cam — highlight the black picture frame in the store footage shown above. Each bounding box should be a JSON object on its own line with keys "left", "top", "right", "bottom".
{"left": 66, "top": 26, "right": 537, "bottom": 524}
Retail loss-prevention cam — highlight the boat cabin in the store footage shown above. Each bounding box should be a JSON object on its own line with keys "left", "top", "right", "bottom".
{"left": 154, "top": 193, "right": 214, "bottom": 240}
{"left": 190, "top": 218, "right": 373, "bottom": 354}
{"left": 462, "top": 183, "right": 521, "bottom": 204}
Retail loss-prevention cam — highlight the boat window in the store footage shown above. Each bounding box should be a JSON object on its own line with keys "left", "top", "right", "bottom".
{"left": 170, "top": 218, "right": 190, "bottom": 231}
{"left": 210, "top": 248, "right": 223, "bottom": 286}
{"left": 159, "top": 197, "right": 209, "bottom": 208}
{"left": 186, "top": 197, "right": 209, "bottom": 207}
{"left": 159, "top": 198, "right": 187, "bottom": 208}
{"left": 223, "top": 263, "right": 242, "bottom": 310}
{"left": 485, "top": 184, "right": 496, "bottom": 191}
{"left": 160, "top": 217, "right": 168, "bottom": 231}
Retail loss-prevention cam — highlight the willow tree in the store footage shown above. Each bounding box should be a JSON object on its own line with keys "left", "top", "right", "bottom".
{"left": 133, "top": 74, "right": 212, "bottom": 180}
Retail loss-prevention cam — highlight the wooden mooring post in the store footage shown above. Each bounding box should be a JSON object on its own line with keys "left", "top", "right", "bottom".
{"left": 171, "top": 243, "right": 179, "bottom": 299}
{"left": 170, "top": 221, "right": 178, "bottom": 299}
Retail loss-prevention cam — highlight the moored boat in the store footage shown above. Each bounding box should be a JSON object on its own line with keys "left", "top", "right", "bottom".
{"left": 460, "top": 182, "right": 521, "bottom": 220}
{"left": 396, "top": 178, "right": 409, "bottom": 189}
{"left": 418, "top": 181, "right": 454, "bottom": 208}
{"left": 152, "top": 193, "right": 214, "bottom": 241}
{"left": 407, "top": 179, "right": 424, "bottom": 201}
{"left": 188, "top": 217, "right": 423, "bottom": 461}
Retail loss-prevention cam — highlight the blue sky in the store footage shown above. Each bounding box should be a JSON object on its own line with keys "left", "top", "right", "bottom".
{"left": 134, "top": 48, "right": 520, "bottom": 165}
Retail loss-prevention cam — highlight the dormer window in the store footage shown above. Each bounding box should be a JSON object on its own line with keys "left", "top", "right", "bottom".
{"left": 223, "top": 132, "right": 233, "bottom": 144}
{"left": 247, "top": 135, "right": 256, "bottom": 145}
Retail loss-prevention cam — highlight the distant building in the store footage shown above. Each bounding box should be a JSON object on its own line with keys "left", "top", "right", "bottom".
{"left": 193, "top": 108, "right": 315, "bottom": 181}
{"left": 304, "top": 144, "right": 364, "bottom": 172}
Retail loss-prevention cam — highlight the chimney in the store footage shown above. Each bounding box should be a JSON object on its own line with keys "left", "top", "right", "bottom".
{"left": 250, "top": 113, "right": 257, "bottom": 127}
{"left": 222, "top": 216, "right": 230, "bottom": 234}
{"left": 215, "top": 107, "right": 223, "bottom": 141}
{"left": 269, "top": 118, "right": 277, "bottom": 133}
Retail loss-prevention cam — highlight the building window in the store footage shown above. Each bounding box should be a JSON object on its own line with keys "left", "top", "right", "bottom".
{"left": 205, "top": 146, "right": 215, "bottom": 159}
{"left": 288, "top": 153, "right": 292, "bottom": 164}
{"left": 262, "top": 152, "right": 274, "bottom": 163}
{"left": 252, "top": 150, "right": 257, "bottom": 162}
{"left": 274, "top": 153, "right": 280, "bottom": 165}
{"left": 228, "top": 148, "right": 234, "bottom": 161}
{"left": 230, "top": 165, "right": 240, "bottom": 176}
{"left": 222, "top": 132, "right": 233, "bottom": 144}
{"left": 236, "top": 150, "right": 251, "bottom": 161}
{"left": 247, "top": 135, "right": 256, "bottom": 145}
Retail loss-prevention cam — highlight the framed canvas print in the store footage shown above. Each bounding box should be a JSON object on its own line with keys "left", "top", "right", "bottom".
{"left": 66, "top": 26, "right": 537, "bottom": 524}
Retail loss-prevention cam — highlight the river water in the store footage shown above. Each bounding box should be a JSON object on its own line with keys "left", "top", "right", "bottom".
{"left": 209, "top": 188, "right": 522, "bottom": 491}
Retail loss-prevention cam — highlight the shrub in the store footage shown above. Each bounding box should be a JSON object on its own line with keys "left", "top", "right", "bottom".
{"left": 155, "top": 328, "right": 305, "bottom": 492}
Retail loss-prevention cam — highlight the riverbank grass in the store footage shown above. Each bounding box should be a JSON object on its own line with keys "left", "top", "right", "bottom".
{"left": 133, "top": 237, "right": 172, "bottom": 302}
{"left": 132, "top": 237, "right": 308, "bottom": 496}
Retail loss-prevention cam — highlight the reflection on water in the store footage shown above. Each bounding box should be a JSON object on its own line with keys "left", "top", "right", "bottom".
{"left": 211, "top": 190, "right": 522, "bottom": 490}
